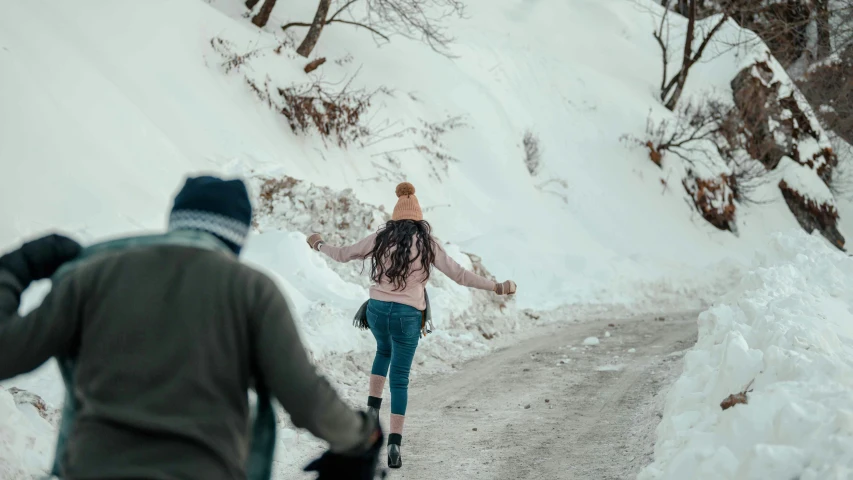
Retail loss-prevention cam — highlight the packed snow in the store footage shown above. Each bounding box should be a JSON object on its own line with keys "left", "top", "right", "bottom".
{"left": 0, "top": 0, "right": 851, "bottom": 477}
{"left": 639, "top": 231, "right": 853, "bottom": 480}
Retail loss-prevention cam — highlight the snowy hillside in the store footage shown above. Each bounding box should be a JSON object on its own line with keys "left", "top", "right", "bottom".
{"left": 1, "top": 0, "right": 851, "bottom": 477}
{"left": 0, "top": 0, "right": 820, "bottom": 306}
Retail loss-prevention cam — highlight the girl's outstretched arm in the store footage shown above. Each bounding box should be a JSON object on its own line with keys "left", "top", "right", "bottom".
{"left": 309, "top": 232, "right": 377, "bottom": 263}
{"left": 432, "top": 242, "right": 498, "bottom": 291}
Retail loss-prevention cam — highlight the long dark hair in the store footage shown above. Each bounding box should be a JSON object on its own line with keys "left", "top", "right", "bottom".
{"left": 369, "top": 220, "right": 437, "bottom": 291}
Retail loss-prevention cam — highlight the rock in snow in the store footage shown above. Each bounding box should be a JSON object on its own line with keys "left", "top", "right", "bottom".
{"left": 583, "top": 337, "right": 601, "bottom": 346}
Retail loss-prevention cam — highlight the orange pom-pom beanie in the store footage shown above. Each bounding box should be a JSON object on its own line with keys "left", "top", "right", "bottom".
{"left": 391, "top": 182, "right": 423, "bottom": 221}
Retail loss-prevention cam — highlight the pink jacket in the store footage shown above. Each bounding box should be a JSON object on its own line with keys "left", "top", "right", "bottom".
{"left": 319, "top": 233, "right": 496, "bottom": 310}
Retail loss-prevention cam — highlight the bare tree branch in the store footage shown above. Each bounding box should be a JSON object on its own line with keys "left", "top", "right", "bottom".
{"left": 328, "top": 19, "right": 392, "bottom": 41}
{"left": 654, "top": 1, "right": 672, "bottom": 94}
{"left": 328, "top": 0, "right": 361, "bottom": 22}
{"left": 282, "top": 21, "right": 314, "bottom": 32}
{"left": 286, "top": 0, "right": 462, "bottom": 57}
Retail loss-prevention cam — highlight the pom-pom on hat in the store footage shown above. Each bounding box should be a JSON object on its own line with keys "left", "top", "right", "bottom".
{"left": 391, "top": 182, "right": 423, "bottom": 221}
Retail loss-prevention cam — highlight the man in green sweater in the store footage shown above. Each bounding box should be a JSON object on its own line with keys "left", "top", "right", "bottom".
{"left": 0, "top": 176, "right": 381, "bottom": 479}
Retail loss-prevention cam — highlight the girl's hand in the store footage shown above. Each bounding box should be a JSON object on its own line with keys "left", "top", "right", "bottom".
{"left": 494, "top": 280, "right": 517, "bottom": 295}
{"left": 307, "top": 233, "right": 324, "bottom": 251}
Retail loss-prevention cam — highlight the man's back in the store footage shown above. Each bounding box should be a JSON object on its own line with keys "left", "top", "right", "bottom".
{"left": 0, "top": 175, "right": 379, "bottom": 479}
{"left": 64, "top": 244, "right": 266, "bottom": 479}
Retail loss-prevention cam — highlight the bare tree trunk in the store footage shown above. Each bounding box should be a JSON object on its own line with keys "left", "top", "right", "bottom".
{"left": 251, "top": 0, "right": 278, "bottom": 28}
{"left": 665, "top": 0, "right": 696, "bottom": 109}
{"left": 816, "top": 0, "right": 832, "bottom": 59}
{"left": 245, "top": 0, "right": 261, "bottom": 9}
{"left": 665, "top": 72, "right": 688, "bottom": 110}
{"left": 653, "top": 0, "right": 730, "bottom": 110}
{"left": 296, "top": 0, "right": 333, "bottom": 58}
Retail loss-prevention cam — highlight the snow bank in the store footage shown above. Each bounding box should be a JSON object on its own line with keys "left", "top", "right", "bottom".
{"left": 0, "top": 388, "right": 54, "bottom": 479}
{"left": 639, "top": 231, "right": 853, "bottom": 480}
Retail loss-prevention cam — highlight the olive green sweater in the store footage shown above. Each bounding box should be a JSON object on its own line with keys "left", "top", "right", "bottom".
{"left": 0, "top": 242, "right": 371, "bottom": 479}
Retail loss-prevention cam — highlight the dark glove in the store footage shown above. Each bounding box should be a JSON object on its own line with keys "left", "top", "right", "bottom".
{"left": 304, "top": 411, "right": 384, "bottom": 480}
{"left": 0, "top": 234, "right": 82, "bottom": 287}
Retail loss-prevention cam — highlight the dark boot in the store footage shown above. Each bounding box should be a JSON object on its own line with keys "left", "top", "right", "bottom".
{"left": 387, "top": 434, "right": 402, "bottom": 468}
{"left": 367, "top": 396, "right": 382, "bottom": 418}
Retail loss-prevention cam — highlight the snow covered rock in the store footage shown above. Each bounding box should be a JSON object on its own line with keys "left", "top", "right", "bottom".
{"left": 682, "top": 172, "right": 737, "bottom": 232}
{"left": 729, "top": 60, "right": 844, "bottom": 248}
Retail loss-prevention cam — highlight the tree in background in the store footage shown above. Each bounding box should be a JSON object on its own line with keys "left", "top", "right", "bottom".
{"left": 683, "top": 1, "right": 853, "bottom": 153}
{"left": 654, "top": 0, "right": 730, "bottom": 110}
{"left": 245, "top": 0, "right": 278, "bottom": 28}
{"left": 680, "top": 0, "right": 853, "bottom": 68}
{"left": 283, "top": 0, "right": 465, "bottom": 58}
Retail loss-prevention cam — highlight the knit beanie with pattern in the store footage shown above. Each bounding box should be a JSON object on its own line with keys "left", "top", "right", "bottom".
{"left": 168, "top": 176, "right": 253, "bottom": 255}
{"left": 391, "top": 182, "right": 423, "bottom": 222}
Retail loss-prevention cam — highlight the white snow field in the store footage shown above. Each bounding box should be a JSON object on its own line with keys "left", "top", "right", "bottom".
{"left": 1, "top": 0, "right": 852, "bottom": 477}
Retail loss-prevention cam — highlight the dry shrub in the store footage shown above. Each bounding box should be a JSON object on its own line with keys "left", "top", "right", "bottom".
{"left": 461, "top": 252, "right": 497, "bottom": 283}
{"left": 645, "top": 140, "right": 663, "bottom": 167}
{"left": 523, "top": 130, "right": 542, "bottom": 175}
{"left": 683, "top": 171, "right": 737, "bottom": 231}
{"left": 373, "top": 115, "right": 466, "bottom": 181}
{"left": 258, "top": 176, "right": 300, "bottom": 215}
{"left": 410, "top": 116, "right": 465, "bottom": 181}
{"left": 244, "top": 75, "right": 377, "bottom": 148}
{"left": 461, "top": 251, "right": 506, "bottom": 334}
{"left": 536, "top": 178, "right": 569, "bottom": 204}
{"left": 779, "top": 180, "right": 845, "bottom": 249}
{"left": 639, "top": 101, "right": 723, "bottom": 169}
{"left": 209, "top": 37, "right": 262, "bottom": 74}
{"left": 256, "top": 175, "right": 383, "bottom": 234}
{"left": 211, "top": 36, "right": 378, "bottom": 148}
{"left": 278, "top": 81, "right": 374, "bottom": 148}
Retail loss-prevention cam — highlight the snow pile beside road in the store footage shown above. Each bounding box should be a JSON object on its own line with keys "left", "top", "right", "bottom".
{"left": 0, "top": 388, "right": 54, "bottom": 479}
{"left": 639, "top": 231, "right": 853, "bottom": 480}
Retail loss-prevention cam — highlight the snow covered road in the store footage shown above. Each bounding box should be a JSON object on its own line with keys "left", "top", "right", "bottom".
{"left": 389, "top": 312, "right": 698, "bottom": 480}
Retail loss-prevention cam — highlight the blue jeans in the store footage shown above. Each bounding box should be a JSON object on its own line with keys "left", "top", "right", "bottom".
{"left": 366, "top": 299, "right": 421, "bottom": 416}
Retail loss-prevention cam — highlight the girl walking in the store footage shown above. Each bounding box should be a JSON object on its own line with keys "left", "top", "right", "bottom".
{"left": 307, "top": 182, "right": 516, "bottom": 468}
